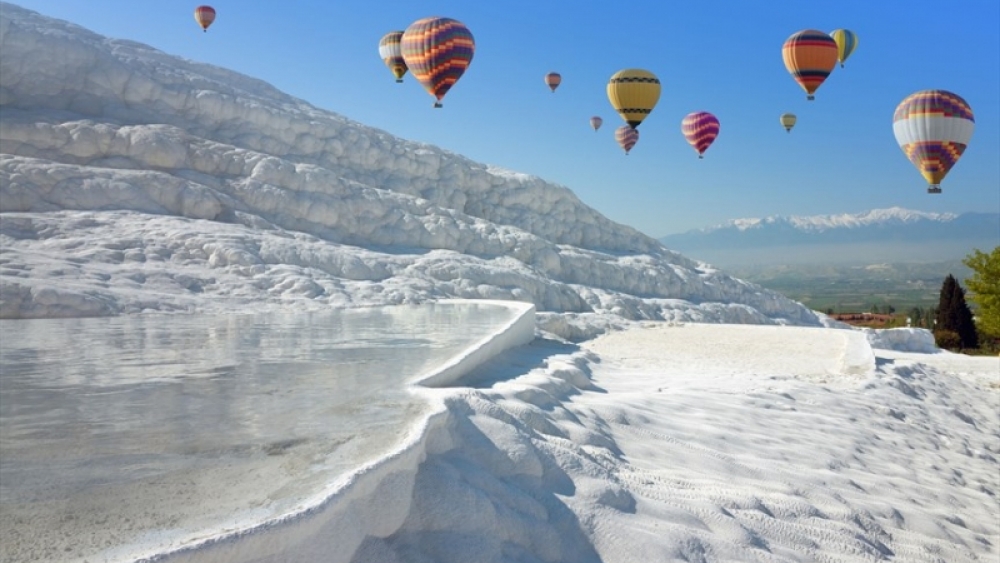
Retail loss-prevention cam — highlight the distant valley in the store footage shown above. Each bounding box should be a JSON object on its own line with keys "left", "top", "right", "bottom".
{"left": 659, "top": 208, "right": 998, "bottom": 312}
{"left": 660, "top": 207, "right": 998, "bottom": 267}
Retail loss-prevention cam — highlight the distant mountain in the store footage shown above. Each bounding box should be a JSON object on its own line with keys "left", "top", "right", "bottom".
{"left": 659, "top": 208, "right": 999, "bottom": 267}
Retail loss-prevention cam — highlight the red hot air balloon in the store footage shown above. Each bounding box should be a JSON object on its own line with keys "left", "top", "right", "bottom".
{"left": 401, "top": 17, "right": 475, "bottom": 108}
{"left": 194, "top": 6, "right": 215, "bottom": 32}
{"left": 681, "top": 111, "right": 720, "bottom": 158}
{"left": 545, "top": 72, "right": 562, "bottom": 93}
{"left": 615, "top": 125, "right": 639, "bottom": 155}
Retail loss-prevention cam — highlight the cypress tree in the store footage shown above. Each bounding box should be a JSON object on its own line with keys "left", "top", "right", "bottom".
{"left": 936, "top": 274, "right": 979, "bottom": 349}
{"left": 951, "top": 281, "right": 979, "bottom": 349}
{"left": 935, "top": 275, "right": 958, "bottom": 331}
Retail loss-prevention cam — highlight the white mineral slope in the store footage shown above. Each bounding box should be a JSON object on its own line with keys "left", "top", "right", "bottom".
{"left": 349, "top": 323, "right": 999, "bottom": 563}
{"left": 0, "top": 3, "right": 818, "bottom": 330}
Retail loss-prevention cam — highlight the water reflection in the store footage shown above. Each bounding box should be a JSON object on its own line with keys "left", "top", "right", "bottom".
{"left": 0, "top": 302, "right": 516, "bottom": 563}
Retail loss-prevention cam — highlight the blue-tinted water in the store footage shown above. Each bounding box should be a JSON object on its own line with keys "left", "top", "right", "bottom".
{"left": 0, "top": 302, "right": 519, "bottom": 563}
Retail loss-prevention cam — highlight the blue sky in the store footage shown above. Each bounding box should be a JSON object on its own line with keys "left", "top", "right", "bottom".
{"left": 9, "top": 0, "right": 999, "bottom": 237}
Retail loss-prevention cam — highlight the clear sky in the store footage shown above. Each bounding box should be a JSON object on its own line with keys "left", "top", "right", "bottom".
{"left": 7, "top": 0, "right": 999, "bottom": 237}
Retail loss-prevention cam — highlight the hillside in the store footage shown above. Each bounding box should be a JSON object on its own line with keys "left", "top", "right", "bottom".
{"left": 0, "top": 3, "right": 822, "bottom": 333}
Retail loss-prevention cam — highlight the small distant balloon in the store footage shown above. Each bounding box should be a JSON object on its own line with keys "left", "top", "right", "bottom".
{"left": 893, "top": 89, "right": 974, "bottom": 194}
{"left": 194, "top": 5, "right": 215, "bottom": 32}
{"left": 545, "top": 72, "right": 561, "bottom": 93}
{"left": 401, "top": 17, "right": 475, "bottom": 108}
{"left": 615, "top": 125, "right": 639, "bottom": 155}
{"left": 590, "top": 116, "right": 603, "bottom": 132}
{"left": 829, "top": 29, "right": 858, "bottom": 68}
{"left": 681, "top": 111, "right": 720, "bottom": 159}
{"left": 782, "top": 30, "right": 838, "bottom": 100}
{"left": 379, "top": 31, "right": 408, "bottom": 83}
{"left": 780, "top": 112, "right": 797, "bottom": 132}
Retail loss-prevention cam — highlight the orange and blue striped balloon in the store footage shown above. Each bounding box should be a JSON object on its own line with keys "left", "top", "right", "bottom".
{"left": 782, "top": 30, "right": 838, "bottom": 100}
{"left": 401, "top": 17, "right": 475, "bottom": 108}
{"left": 681, "top": 111, "right": 720, "bottom": 158}
{"left": 893, "top": 89, "right": 974, "bottom": 193}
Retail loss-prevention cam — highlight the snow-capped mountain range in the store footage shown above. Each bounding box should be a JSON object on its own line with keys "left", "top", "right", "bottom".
{"left": 0, "top": 3, "right": 821, "bottom": 330}
{"left": 660, "top": 208, "right": 999, "bottom": 266}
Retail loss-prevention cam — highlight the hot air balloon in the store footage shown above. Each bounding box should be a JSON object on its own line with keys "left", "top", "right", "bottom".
{"left": 545, "top": 72, "right": 561, "bottom": 93}
{"left": 829, "top": 29, "right": 858, "bottom": 68}
{"left": 194, "top": 5, "right": 215, "bottom": 32}
{"left": 780, "top": 112, "right": 797, "bottom": 132}
{"left": 681, "top": 111, "right": 720, "bottom": 159}
{"left": 782, "top": 30, "right": 838, "bottom": 100}
{"left": 607, "top": 69, "right": 661, "bottom": 128}
{"left": 893, "top": 89, "right": 974, "bottom": 194}
{"left": 400, "top": 17, "right": 475, "bottom": 108}
{"left": 590, "top": 116, "right": 603, "bottom": 132}
{"left": 615, "top": 125, "right": 639, "bottom": 155}
{"left": 379, "top": 31, "right": 408, "bottom": 83}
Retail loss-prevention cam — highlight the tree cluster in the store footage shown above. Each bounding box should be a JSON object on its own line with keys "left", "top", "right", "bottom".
{"left": 963, "top": 247, "right": 1000, "bottom": 343}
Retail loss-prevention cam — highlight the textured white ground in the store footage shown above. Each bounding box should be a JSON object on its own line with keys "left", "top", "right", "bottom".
{"left": 342, "top": 323, "right": 998, "bottom": 563}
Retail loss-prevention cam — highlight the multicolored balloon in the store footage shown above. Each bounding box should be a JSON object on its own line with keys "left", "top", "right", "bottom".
{"left": 607, "top": 69, "right": 661, "bottom": 128}
{"left": 194, "top": 5, "right": 215, "bottom": 32}
{"left": 379, "top": 31, "right": 408, "bottom": 83}
{"left": 829, "top": 29, "right": 858, "bottom": 68}
{"left": 780, "top": 112, "right": 797, "bottom": 132}
{"left": 893, "top": 89, "right": 975, "bottom": 194}
{"left": 545, "top": 72, "right": 561, "bottom": 93}
{"left": 615, "top": 125, "right": 639, "bottom": 155}
{"left": 401, "top": 17, "right": 475, "bottom": 108}
{"left": 782, "top": 30, "right": 838, "bottom": 100}
{"left": 681, "top": 111, "right": 720, "bottom": 159}
{"left": 590, "top": 116, "right": 603, "bottom": 132}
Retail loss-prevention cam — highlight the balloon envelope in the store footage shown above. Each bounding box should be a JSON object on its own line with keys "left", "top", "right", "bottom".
{"left": 401, "top": 17, "right": 475, "bottom": 107}
{"left": 782, "top": 30, "right": 838, "bottom": 100}
{"left": 607, "top": 69, "right": 661, "bottom": 128}
{"left": 545, "top": 72, "right": 561, "bottom": 92}
{"left": 829, "top": 29, "right": 858, "bottom": 68}
{"left": 590, "top": 116, "right": 603, "bottom": 131}
{"left": 615, "top": 125, "right": 639, "bottom": 155}
{"left": 893, "top": 89, "right": 974, "bottom": 193}
{"left": 681, "top": 111, "right": 720, "bottom": 158}
{"left": 379, "top": 31, "right": 408, "bottom": 83}
{"left": 780, "top": 112, "right": 797, "bottom": 132}
{"left": 194, "top": 5, "right": 215, "bottom": 32}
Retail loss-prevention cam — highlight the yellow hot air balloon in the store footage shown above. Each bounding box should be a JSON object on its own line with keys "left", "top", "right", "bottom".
{"left": 829, "top": 29, "right": 858, "bottom": 68}
{"left": 607, "top": 69, "right": 661, "bottom": 129}
{"left": 780, "top": 112, "right": 797, "bottom": 132}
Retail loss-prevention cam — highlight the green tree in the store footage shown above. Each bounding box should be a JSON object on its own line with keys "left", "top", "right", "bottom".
{"left": 935, "top": 274, "right": 978, "bottom": 349}
{"left": 963, "top": 247, "right": 1000, "bottom": 341}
